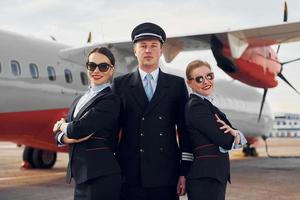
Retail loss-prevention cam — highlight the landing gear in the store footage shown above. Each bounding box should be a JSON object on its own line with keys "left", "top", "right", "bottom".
{"left": 243, "top": 144, "right": 258, "bottom": 157}
{"left": 22, "top": 147, "right": 57, "bottom": 169}
{"left": 22, "top": 147, "right": 35, "bottom": 169}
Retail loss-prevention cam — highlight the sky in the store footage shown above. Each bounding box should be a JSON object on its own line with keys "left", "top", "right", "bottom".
{"left": 0, "top": 0, "right": 299, "bottom": 114}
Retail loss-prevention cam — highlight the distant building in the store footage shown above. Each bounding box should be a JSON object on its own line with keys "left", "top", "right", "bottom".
{"left": 268, "top": 113, "right": 300, "bottom": 137}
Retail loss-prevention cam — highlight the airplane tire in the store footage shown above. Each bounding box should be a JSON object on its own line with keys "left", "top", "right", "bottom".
{"left": 243, "top": 145, "right": 258, "bottom": 157}
{"left": 23, "top": 147, "right": 36, "bottom": 168}
{"left": 32, "top": 149, "right": 57, "bottom": 169}
{"left": 250, "top": 147, "right": 258, "bottom": 157}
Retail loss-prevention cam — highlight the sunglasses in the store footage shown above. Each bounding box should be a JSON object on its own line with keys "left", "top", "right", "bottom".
{"left": 189, "top": 72, "right": 214, "bottom": 84}
{"left": 86, "top": 62, "right": 113, "bottom": 72}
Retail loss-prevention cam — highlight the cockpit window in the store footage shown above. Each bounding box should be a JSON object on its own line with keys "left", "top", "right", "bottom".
{"left": 47, "top": 66, "right": 56, "bottom": 81}
{"left": 29, "top": 63, "right": 39, "bottom": 79}
{"left": 11, "top": 60, "right": 21, "bottom": 76}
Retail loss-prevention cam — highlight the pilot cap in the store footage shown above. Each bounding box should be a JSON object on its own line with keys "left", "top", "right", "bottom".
{"left": 131, "top": 22, "right": 166, "bottom": 44}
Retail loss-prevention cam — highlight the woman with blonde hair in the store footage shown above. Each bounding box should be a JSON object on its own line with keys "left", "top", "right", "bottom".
{"left": 184, "top": 60, "right": 246, "bottom": 200}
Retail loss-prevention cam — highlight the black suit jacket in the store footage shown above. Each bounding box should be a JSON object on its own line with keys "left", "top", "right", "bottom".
{"left": 112, "top": 69, "right": 191, "bottom": 187}
{"left": 56, "top": 87, "right": 121, "bottom": 184}
{"left": 185, "top": 94, "right": 235, "bottom": 183}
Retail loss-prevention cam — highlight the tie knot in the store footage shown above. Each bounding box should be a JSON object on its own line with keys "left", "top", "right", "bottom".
{"left": 145, "top": 73, "right": 153, "bottom": 81}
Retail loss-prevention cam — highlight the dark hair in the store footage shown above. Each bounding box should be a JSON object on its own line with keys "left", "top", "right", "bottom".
{"left": 87, "top": 47, "right": 115, "bottom": 66}
{"left": 186, "top": 60, "right": 211, "bottom": 80}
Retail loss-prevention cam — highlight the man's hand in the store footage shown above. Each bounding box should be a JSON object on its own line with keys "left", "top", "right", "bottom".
{"left": 177, "top": 176, "right": 186, "bottom": 196}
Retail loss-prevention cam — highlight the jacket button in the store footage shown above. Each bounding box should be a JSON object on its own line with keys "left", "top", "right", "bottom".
{"left": 159, "top": 132, "right": 164, "bottom": 136}
{"left": 140, "top": 133, "right": 144, "bottom": 136}
{"left": 142, "top": 117, "right": 145, "bottom": 121}
{"left": 158, "top": 116, "right": 162, "bottom": 120}
{"left": 140, "top": 149, "right": 144, "bottom": 153}
{"left": 160, "top": 147, "right": 164, "bottom": 152}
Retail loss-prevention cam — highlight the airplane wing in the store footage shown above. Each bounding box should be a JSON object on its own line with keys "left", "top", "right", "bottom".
{"left": 59, "top": 21, "right": 300, "bottom": 64}
{"left": 164, "top": 21, "right": 300, "bottom": 61}
{"left": 59, "top": 41, "right": 134, "bottom": 66}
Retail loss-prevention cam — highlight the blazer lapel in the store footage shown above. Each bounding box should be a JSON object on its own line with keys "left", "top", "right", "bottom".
{"left": 144, "top": 70, "right": 168, "bottom": 116}
{"left": 129, "top": 70, "right": 148, "bottom": 110}
{"left": 74, "top": 87, "right": 111, "bottom": 121}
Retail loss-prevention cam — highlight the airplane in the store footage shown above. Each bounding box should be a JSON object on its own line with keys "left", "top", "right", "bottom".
{"left": 1, "top": 12, "right": 300, "bottom": 169}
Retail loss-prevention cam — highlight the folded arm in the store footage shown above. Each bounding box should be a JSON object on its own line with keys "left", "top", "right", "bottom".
{"left": 186, "top": 101, "right": 235, "bottom": 150}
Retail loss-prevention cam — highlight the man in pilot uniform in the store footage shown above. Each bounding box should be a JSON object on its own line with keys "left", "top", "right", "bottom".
{"left": 112, "top": 22, "right": 193, "bottom": 200}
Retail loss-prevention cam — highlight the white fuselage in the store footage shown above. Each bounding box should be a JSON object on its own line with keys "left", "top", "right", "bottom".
{"left": 0, "top": 30, "right": 273, "bottom": 146}
{"left": 0, "top": 30, "right": 87, "bottom": 112}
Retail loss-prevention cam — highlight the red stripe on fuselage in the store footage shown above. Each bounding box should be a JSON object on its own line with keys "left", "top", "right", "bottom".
{"left": 0, "top": 109, "right": 69, "bottom": 152}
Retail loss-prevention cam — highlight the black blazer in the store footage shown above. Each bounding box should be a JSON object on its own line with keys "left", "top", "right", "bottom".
{"left": 56, "top": 87, "right": 121, "bottom": 184}
{"left": 112, "top": 69, "right": 191, "bottom": 187}
{"left": 185, "top": 94, "right": 235, "bottom": 183}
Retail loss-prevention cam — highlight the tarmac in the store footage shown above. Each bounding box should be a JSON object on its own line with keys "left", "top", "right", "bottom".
{"left": 0, "top": 138, "right": 300, "bottom": 200}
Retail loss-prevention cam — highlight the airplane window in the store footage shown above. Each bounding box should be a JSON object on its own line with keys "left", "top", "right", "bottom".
{"left": 80, "top": 72, "right": 88, "bottom": 86}
{"left": 11, "top": 60, "right": 21, "bottom": 76}
{"left": 64, "top": 69, "right": 73, "bottom": 83}
{"left": 47, "top": 66, "right": 56, "bottom": 81}
{"left": 29, "top": 63, "right": 39, "bottom": 79}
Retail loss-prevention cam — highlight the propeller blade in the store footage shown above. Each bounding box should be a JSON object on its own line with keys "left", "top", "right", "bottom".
{"left": 50, "top": 35, "right": 56, "bottom": 41}
{"left": 278, "top": 72, "right": 299, "bottom": 94}
{"left": 276, "top": 2, "right": 288, "bottom": 54}
{"left": 87, "top": 32, "right": 92, "bottom": 43}
{"left": 276, "top": 44, "right": 281, "bottom": 54}
{"left": 258, "top": 89, "right": 268, "bottom": 122}
{"left": 281, "top": 57, "right": 300, "bottom": 65}
{"left": 284, "top": 1, "right": 288, "bottom": 22}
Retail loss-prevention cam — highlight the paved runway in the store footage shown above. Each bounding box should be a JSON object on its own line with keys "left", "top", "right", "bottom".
{"left": 0, "top": 138, "right": 300, "bottom": 200}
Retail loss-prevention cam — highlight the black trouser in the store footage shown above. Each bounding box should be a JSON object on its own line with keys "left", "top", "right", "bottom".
{"left": 186, "top": 177, "right": 227, "bottom": 200}
{"left": 121, "top": 183, "right": 179, "bottom": 200}
{"left": 74, "top": 173, "right": 121, "bottom": 200}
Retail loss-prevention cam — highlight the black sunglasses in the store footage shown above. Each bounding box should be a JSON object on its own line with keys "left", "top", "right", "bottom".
{"left": 86, "top": 62, "right": 113, "bottom": 72}
{"left": 189, "top": 72, "right": 214, "bottom": 84}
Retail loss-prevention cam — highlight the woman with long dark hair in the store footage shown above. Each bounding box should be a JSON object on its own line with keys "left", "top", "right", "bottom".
{"left": 53, "top": 47, "right": 121, "bottom": 200}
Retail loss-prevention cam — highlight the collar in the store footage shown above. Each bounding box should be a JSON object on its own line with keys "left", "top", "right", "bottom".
{"left": 192, "top": 92, "right": 214, "bottom": 103}
{"left": 138, "top": 67, "right": 159, "bottom": 82}
{"left": 89, "top": 83, "right": 111, "bottom": 93}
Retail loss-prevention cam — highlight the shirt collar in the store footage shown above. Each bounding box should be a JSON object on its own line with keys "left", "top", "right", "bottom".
{"left": 89, "top": 83, "right": 111, "bottom": 93}
{"left": 138, "top": 67, "right": 159, "bottom": 82}
{"left": 192, "top": 92, "right": 214, "bottom": 103}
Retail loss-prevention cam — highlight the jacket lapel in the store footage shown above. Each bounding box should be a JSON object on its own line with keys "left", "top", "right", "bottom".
{"left": 74, "top": 87, "right": 111, "bottom": 121}
{"left": 144, "top": 70, "right": 168, "bottom": 116}
{"left": 129, "top": 70, "right": 148, "bottom": 110}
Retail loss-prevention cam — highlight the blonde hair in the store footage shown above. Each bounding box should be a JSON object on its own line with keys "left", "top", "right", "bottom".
{"left": 186, "top": 60, "right": 211, "bottom": 80}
